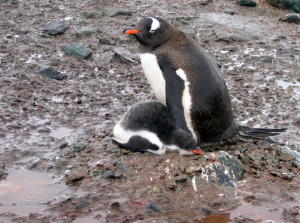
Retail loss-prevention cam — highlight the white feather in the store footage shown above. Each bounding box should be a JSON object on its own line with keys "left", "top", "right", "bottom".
{"left": 148, "top": 17, "right": 160, "bottom": 33}
{"left": 176, "top": 68, "right": 197, "bottom": 142}
{"left": 139, "top": 53, "right": 166, "bottom": 105}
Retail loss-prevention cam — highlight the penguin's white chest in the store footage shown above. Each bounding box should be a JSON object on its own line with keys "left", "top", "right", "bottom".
{"left": 139, "top": 53, "right": 166, "bottom": 105}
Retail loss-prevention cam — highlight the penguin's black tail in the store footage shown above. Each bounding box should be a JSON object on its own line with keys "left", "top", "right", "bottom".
{"left": 236, "top": 126, "right": 287, "bottom": 142}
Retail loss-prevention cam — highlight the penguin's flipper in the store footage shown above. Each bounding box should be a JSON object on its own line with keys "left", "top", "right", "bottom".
{"left": 158, "top": 55, "right": 190, "bottom": 133}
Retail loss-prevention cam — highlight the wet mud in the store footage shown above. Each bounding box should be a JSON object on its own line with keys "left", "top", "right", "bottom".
{"left": 0, "top": 0, "right": 299, "bottom": 222}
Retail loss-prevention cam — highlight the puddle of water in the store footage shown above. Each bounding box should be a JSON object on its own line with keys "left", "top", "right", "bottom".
{"left": 197, "top": 213, "right": 230, "bottom": 223}
{"left": 0, "top": 169, "right": 68, "bottom": 218}
{"left": 49, "top": 127, "right": 73, "bottom": 139}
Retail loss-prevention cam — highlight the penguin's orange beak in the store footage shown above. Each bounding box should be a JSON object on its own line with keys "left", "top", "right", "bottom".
{"left": 124, "top": 29, "right": 141, "bottom": 35}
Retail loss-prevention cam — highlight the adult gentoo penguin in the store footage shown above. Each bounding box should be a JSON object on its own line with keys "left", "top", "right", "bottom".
{"left": 124, "top": 17, "right": 286, "bottom": 146}
{"left": 113, "top": 101, "right": 197, "bottom": 155}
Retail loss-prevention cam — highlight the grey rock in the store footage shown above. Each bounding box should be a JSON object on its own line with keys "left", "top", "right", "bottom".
{"left": 224, "top": 9, "right": 235, "bottom": 15}
{"left": 186, "top": 165, "right": 202, "bottom": 174}
{"left": 111, "top": 10, "right": 133, "bottom": 17}
{"left": 65, "top": 168, "right": 87, "bottom": 184}
{"left": 81, "top": 11, "right": 104, "bottom": 19}
{"left": 73, "top": 27, "right": 99, "bottom": 37}
{"left": 267, "top": 0, "right": 300, "bottom": 13}
{"left": 70, "top": 141, "right": 89, "bottom": 152}
{"left": 280, "top": 14, "right": 300, "bottom": 24}
{"left": 199, "top": 0, "right": 213, "bottom": 5}
{"left": 148, "top": 203, "right": 161, "bottom": 212}
{"left": 103, "top": 170, "right": 122, "bottom": 179}
{"left": 236, "top": 0, "right": 257, "bottom": 7}
{"left": 99, "top": 37, "right": 117, "bottom": 45}
{"left": 106, "top": 142, "right": 119, "bottom": 153}
{"left": 43, "top": 21, "right": 70, "bottom": 36}
{"left": 110, "top": 49, "right": 137, "bottom": 64}
{"left": 200, "top": 151, "right": 245, "bottom": 187}
{"left": 260, "top": 56, "right": 275, "bottom": 63}
{"left": 59, "top": 142, "right": 68, "bottom": 149}
{"left": 63, "top": 44, "right": 92, "bottom": 60}
{"left": 39, "top": 68, "right": 65, "bottom": 80}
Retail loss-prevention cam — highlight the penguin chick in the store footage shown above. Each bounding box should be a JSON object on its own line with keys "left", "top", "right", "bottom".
{"left": 124, "top": 17, "right": 286, "bottom": 146}
{"left": 113, "top": 101, "right": 197, "bottom": 155}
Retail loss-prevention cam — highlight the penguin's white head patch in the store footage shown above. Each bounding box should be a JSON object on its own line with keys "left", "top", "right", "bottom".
{"left": 148, "top": 17, "right": 160, "bottom": 33}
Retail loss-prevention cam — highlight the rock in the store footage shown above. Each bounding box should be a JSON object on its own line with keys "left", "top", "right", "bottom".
{"left": 73, "top": 27, "right": 99, "bottom": 37}
{"left": 199, "top": 0, "right": 212, "bottom": 5}
{"left": 278, "top": 149, "right": 296, "bottom": 161}
{"left": 185, "top": 165, "right": 202, "bottom": 174}
{"left": 200, "top": 151, "right": 245, "bottom": 187}
{"left": 106, "top": 142, "right": 119, "bottom": 153}
{"left": 279, "top": 14, "right": 300, "bottom": 24}
{"left": 224, "top": 9, "right": 235, "bottom": 15}
{"left": 175, "top": 175, "right": 188, "bottom": 183}
{"left": 81, "top": 11, "right": 104, "bottom": 19}
{"left": 59, "top": 142, "right": 68, "bottom": 149}
{"left": 99, "top": 37, "right": 117, "bottom": 45}
{"left": 236, "top": 0, "right": 257, "bottom": 7}
{"left": 283, "top": 206, "right": 300, "bottom": 222}
{"left": 148, "top": 203, "right": 161, "bottom": 212}
{"left": 65, "top": 168, "right": 87, "bottom": 184}
{"left": 43, "top": 21, "right": 70, "bottom": 36}
{"left": 111, "top": 10, "right": 133, "bottom": 17}
{"left": 166, "top": 181, "right": 177, "bottom": 190}
{"left": 63, "top": 44, "right": 92, "bottom": 60}
{"left": 267, "top": 0, "right": 300, "bottom": 13}
{"left": 260, "top": 56, "right": 275, "bottom": 63}
{"left": 38, "top": 68, "right": 66, "bottom": 80}
{"left": 70, "top": 141, "right": 89, "bottom": 153}
{"left": 103, "top": 170, "right": 122, "bottom": 179}
{"left": 110, "top": 49, "right": 137, "bottom": 64}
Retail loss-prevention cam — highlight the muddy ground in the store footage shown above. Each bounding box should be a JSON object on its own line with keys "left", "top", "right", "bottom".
{"left": 0, "top": 0, "right": 300, "bottom": 222}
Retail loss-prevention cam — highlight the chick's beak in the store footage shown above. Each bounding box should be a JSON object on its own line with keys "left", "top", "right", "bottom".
{"left": 123, "top": 29, "right": 141, "bottom": 35}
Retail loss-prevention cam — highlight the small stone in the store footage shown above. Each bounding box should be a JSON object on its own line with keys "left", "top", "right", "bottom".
{"left": 103, "top": 170, "right": 122, "bottom": 179}
{"left": 166, "top": 181, "right": 177, "bottom": 190}
{"left": 279, "top": 14, "right": 300, "bottom": 25}
{"left": 59, "top": 142, "right": 68, "bottom": 149}
{"left": 111, "top": 10, "right": 133, "bottom": 17}
{"left": 278, "top": 150, "right": 295, "bottom": 161}
{"left": 73, "top": 27, "right": 99, "bottom": 37}
{"left": 63, "top": 44, "right": 92, "bottom": 60}
{"left": 65, "top": 168, "right": 87, "bottom": 184}
{"left": 110, "top": 49, "right": 137, "bottom": 64}
{"left": 99, "top": 37, "right": 116, "bottom": 45}
{"left": 267, "top": 0, "right": 300, "bottom": 13}
{"left": 106, "top": 142, "right": 119, "bottom": 153}
{"left": 185, "top": 165, "right": 201, "bottom": 174}
{"left": 178, "top": 162, "right": 186, "bottom": 172}
{"left": 175, "top": 175, "right": 188, "bottom": 183}
{"left": 76, "top": 201, "right": 89, "bottom": 210}
{"left": 43, "top": 21, "right": 70, "bottom": 36}
{"left": 236, "top": 0, "right": 257, "bottom": 7}
{"left": 199, "top": 0, "right": 212, "bottom": 5}
{"left": 260, "top": 56, "right": 275, "bottom": 63}
{"left": 38, "top": 68, "right": 65, "bottom": 80}
{"left": 224, "top": 9, "right": 235, "bottom": 15}
{"left": 70, "top": 141, "right": 88, "bottom": 152}
{"left": 148, "top": 203, "right": 161, "bottom": 212}
{"left": 81, "top": 11, "right": 104, "bottom": 19}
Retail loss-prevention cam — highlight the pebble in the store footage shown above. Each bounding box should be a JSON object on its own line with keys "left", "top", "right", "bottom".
{"left": 279, "top": 14, "right": 300, "bottom": 24}
{"left": 224, "top": 9, "right": 235, "bottom": 15}
{"left": 111, "top": 10, "right": 133, "bottom": 17}
{"left": 65, "top": 168, "right": 87, "bottom": 184}
{"left": 38, "top": 68, "right": 65, "bottom": 80}
{"left": 185, "top": 165, "right": 201, "bottom": 174}
{"left": 199, "top": 0, "right": 212, "bottom": 5}
{"left": 59, "top": 142, "right": 68, "bottom": 149}
{"left": 110, "top": 49, "right": 137, "bottom": 64}
{"left": 63, "top": 44, "right": 92, "bottom": 60}
{"left": 70, "top": 141, "right": 89, "bottom": 153}
{"left": 236, "top": 0, "right": 257, "bottom": 7}
{"left": 267, "top": 0, "right": 300, "bottom": 13}
{"left": 81, "top": 11, "right": 104, "bottom": 19}
{"left": 103, "top": 170, "right": 122, "bottom": 179}
{"left": 43, "top": 21, "right": 70, "bottom": 36}
{"left": 73, "top": 27, "right": 99, "bottom": 37}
